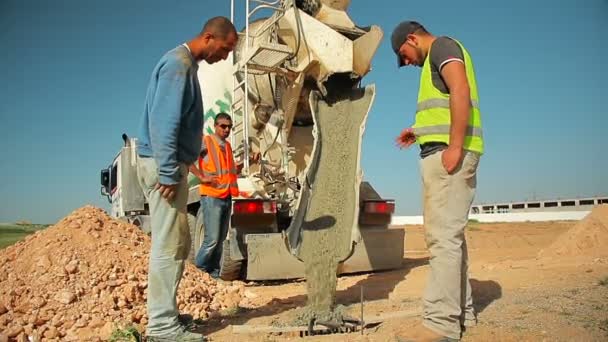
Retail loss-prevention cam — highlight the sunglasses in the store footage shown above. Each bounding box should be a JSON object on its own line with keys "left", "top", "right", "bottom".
{"left": 217, "top": 124, "right": 233, "bottom": 130}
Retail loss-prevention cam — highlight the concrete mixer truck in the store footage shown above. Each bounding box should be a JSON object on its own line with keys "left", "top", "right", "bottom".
{"left": 100, "top": 0, "right": 404, "bottom": 282}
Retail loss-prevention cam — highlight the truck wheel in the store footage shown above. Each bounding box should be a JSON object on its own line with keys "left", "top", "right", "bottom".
{"left": 188, "top": 208, "right": 205, "bottom": 263}
{"left": 295, "top": 0, "right": 321, "bottom": 16}
{"left": 219, "top": 239, "right": 243, "bottom": 281}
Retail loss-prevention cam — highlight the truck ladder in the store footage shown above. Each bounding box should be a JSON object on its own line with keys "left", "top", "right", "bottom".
{"left": 230, "top": 0, "right": 294, "bottom": 174}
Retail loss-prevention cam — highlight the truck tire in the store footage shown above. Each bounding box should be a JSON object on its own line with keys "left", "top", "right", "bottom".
{"left": 188, "top": 208, "right": 205, "bottom": 263}
{"left": 295, "top": 0, "right": 321, "bottom": 16}
{"left": 219, "top": 239, "right": 243, "bottom": 281}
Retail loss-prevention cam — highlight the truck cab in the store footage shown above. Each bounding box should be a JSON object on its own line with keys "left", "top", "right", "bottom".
{"left": 99, "top": 134, "right": 201, "bottom": 234}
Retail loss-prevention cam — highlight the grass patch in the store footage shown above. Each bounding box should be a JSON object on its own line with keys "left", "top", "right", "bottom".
{"left": 0, "top": 224, "right": 49, "bottom": 249}
{"left": 512, "top": 323, "right": 526, "bottom": 331}
{"left": 220, "top": 305, "right": 248, "bottom": 317}
{"left": 600, "top": 319, "right": 608, "bottom": 332}
{"left": 400, "top": 297, "right": 416, "bottom": 304}
{"left": 109, "top": 325, "right": 141, "bottom": 342}
{"left": 467, "top": 219, "right": 482, "bottom": 231}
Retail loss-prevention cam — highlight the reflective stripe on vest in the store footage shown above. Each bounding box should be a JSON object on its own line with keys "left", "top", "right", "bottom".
{"left": 412, "top": 38, "right": 484, "bottom": 154}
{"left": 413, "top": 125, "right": 483, "bottom": 137}
{"left": 416, "top": 98, "right": 479, "bottom": 112}
{"left": 199, "top": 135, "right": 239, "bottom": 198}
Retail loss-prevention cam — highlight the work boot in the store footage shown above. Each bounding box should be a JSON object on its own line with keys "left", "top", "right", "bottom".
{"left": 178, "top": 314, "right": 194, "bottom": 325}
{"left": 179, "top": 313, "right": 206, "bottom": 333}
{"left": 210, "top": 269, "right": 220, "bottom": 278}
{"left": 146, "top": 326, "right": 207, "bottom": 342}
{"left": 394, "top": 323, "right": 460, "bottom": 342}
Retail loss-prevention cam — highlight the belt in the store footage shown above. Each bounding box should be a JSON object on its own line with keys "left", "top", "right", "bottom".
{"left": 420, "top": 142, "right": 448, "bottom": 159}
{"left": 420, "top": 142, "right": 448, "bottom": 149}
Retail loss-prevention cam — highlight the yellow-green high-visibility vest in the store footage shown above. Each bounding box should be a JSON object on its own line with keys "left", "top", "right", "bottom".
{"left": 412, "top": 39, "right": 484, "bottom": 154}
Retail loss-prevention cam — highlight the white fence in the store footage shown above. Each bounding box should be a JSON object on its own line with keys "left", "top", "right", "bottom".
{"left": 391, "top": 211, "right": 590, "bottom": 225}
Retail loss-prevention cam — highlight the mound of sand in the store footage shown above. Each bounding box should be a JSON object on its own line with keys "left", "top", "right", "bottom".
{"left": 0, "top": 206, "right": 243, "bottom": 341}
{"left": 538, "top": 205, "right": 608, "bottom": 259}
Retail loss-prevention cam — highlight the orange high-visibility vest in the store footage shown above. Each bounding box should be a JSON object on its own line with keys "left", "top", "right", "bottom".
{"left": 198, "top": 134, "right": 239, "bottom": 198}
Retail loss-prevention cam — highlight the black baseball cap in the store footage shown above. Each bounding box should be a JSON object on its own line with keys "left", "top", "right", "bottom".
{"left": 391, "top": 21, "right": 424, "bottom": 67}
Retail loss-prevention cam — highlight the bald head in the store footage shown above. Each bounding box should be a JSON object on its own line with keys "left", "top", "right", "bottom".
{"left": 201, "top": 16, "right": 237, "bottom": 40}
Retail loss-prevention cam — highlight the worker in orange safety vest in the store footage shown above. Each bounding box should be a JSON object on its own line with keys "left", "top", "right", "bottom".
{"left": 189, "top": 112, "right": 238, "bottom": 278}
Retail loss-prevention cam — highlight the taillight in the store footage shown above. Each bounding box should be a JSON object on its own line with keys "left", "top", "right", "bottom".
{"left": 362, "top": 200, "right": 395, "bottom": 214}
{"left": 233, "top": 200, "right": 277, "bottom": 215}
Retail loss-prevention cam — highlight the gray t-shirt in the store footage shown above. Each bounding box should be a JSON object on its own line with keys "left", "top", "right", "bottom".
{"left": 429, "top": 36, "right": 465, "bottom": 93}
{"left": 420, "top": 36, "right": 465, "bottom": 158}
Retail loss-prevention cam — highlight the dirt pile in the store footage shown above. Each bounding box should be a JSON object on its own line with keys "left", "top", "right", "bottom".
{"left": 538, "top": 205, "right": 608, "bottom": 259}
{"left": 0, "top": 206, "right": 243, "bottom": 341}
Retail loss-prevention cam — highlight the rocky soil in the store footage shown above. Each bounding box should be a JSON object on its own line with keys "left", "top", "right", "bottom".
{"left": 2, "top": 205, "right": 608, "bottom": 341}
{"left": 0, "top": 206, "right": 245, "bottom": 341}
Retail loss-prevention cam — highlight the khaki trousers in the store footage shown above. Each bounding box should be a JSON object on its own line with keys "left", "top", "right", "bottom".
{"left": 420, "top": 150, "right": 480, "bottom": 339}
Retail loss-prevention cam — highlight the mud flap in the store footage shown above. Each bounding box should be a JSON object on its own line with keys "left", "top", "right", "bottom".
{"left": 228, "top": 228, "right": 245, "bottom": 261}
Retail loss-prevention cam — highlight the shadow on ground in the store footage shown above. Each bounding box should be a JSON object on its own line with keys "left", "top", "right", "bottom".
{"left": 470, "top": 279, "right": 502, "bottom": 313}
{"left": 336, "top": 257, "right": 430, "bottom": 305}
{"left": 197, "top": 256, "right": 430, "bottom": 335}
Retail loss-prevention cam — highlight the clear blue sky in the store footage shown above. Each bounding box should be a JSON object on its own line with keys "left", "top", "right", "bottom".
{"left": 1, "top": 0, "right": 606, "bottom": 223}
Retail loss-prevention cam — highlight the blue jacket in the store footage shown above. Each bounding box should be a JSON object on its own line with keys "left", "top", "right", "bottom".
{"left": 137, "top": 45, "right": 203, "bottom": 185}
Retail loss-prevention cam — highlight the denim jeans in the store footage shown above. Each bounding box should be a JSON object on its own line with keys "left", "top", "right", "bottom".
{"left": 136, "top": 156, "right": 190, "bottom": 337}
{"left": 194, "top": 195, "right": 231, "bottom": 277}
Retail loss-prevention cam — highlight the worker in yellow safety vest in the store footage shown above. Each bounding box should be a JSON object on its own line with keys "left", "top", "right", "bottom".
{"left": 392, "top": 20, "right": 484, "bottom": 342}
{"left": 189, "top": 112, "right": 239, "bottom": 278}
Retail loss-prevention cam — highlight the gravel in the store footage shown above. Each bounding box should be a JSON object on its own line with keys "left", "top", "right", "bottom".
{"left": 0, "top": 206, "right": 244, "bottom": 341}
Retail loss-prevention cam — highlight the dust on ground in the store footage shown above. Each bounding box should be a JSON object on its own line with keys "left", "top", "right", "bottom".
{"left": 202, "top": 205, "right": 608, "bottom": 341}
{"left": 1, "top": 205, "right": 608, "bottom": 341}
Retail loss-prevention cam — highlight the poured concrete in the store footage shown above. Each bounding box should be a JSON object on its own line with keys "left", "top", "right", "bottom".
{"left": 295, "top": 85, "right": 375, "bottom": 321}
